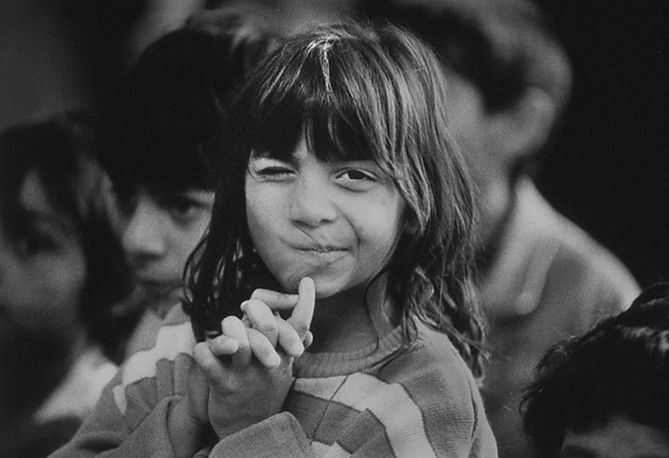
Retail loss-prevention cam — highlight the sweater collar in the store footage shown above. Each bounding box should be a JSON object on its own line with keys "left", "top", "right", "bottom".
{"left": 293, "top": 324, "right": 407, "bottom": 378}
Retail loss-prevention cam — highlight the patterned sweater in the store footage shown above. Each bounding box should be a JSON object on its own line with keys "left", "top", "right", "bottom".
{"left": 51, "top": 308, "right": 497, "bottom": 457}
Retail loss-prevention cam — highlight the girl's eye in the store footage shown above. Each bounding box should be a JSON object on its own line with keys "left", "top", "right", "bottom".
{"left": 249, "top": 157, "right": 296, "bottom": 181}
{"left": 257, "top": 166, "right": 293, "bottom": 178}
{"left": 340, "top": 169, "right": 375, "bottom": 181}
{"left": 336, "top": 168, "right": 378, "bottom": 191}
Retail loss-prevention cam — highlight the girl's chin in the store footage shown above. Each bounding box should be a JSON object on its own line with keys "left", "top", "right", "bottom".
{"left": 305, "top": 277, "right": 366, "bottom": 300}
{"left": 278, "top": 274, "right": 346, "bottom": 298}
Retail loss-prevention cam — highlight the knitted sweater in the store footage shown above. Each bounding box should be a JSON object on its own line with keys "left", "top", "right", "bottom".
{"left": 51, "top": 308, "right": 497, "bottom": 457}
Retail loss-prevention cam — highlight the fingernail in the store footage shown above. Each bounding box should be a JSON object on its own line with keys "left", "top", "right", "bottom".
{"left": 290, "top": 342, "right": 304, "bottom": 358}
{"left": 240, "top": 300, "right": 248, "bottom": 312}
{"left": 291, "top": 348, "right": 304, "bottom": 358}
{"left": 268, "top": 353, "right": 281, "bottom": 368}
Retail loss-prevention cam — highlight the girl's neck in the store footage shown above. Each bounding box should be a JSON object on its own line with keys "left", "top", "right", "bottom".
{"left": 307, "top": 275, "right": 398, "bottom": 353}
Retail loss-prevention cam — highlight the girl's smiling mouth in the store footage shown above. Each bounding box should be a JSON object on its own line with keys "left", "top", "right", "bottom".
{"left": 293, "top": 245, "right": 349, "bottom": 264}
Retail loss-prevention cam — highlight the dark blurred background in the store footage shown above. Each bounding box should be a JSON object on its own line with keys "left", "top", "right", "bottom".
{"left": 1, "top": 0, "right": 667, "bottom": 286}
{"left": 534, "top": 0, "right": 669, "bottom": 287}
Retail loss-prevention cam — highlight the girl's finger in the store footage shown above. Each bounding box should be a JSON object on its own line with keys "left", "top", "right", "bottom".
{"left": 221, "top": 316, "right": 251, "bottom": 367}
{"left": 208, "top": 334, "right": 239, "bottom": 357}
{"left": 193, "top": 341, "right": 226, "bottom": 382}
{"left": 242, "top": 299, "right": 279, "bottom": 346}
{"left": 250, "top": 289, "right": 299, "bottom": 311}
{"left": 303, "top": 331, "right": 314, "bottom": 350}
{"left": 247, "top": 328, "right": 281, "bottom": 368}
{"left": 276, "top": 317, "right": 304, "bottom": 358}
{"left": 288, "top": 277, "right": 315, "bottom": 339}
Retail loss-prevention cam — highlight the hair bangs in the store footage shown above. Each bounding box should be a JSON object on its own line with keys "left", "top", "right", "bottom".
{"left": 240, "top": 77, "right": 305, "bottom": 162}
{"left": 304, "top": 98, "right": 388, "bottom": 165}
{"left": 239, "top": 29, "right": 399, "bottom": 172}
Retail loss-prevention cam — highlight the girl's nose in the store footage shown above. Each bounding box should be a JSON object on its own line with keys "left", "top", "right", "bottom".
{"left": 121, "top": 197, "right": 166, "bottom": 258}
{"left": 289, "top": 176, "right": 338, "bottom": 228}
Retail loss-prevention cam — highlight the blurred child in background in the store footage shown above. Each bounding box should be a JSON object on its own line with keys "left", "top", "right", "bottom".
{"left": 0, "top": 112, "right": 137, "bottom": 457}
{"left": 523, "top": 283, "right": 669, "bottom": 458}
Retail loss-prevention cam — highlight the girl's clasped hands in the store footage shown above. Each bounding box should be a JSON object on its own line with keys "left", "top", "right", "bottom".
{"left": 172, "top": 278, "right": 315, "bottom": 450}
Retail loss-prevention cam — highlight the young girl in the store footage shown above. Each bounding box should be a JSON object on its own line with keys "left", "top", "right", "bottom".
{"left": 54, "top": 22, "right": 497, "bottom": 457}
{"left": 0, "top": 112, "right": 137, "bottom": 457}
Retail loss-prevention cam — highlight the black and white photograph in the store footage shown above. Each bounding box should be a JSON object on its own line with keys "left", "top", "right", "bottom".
{"left": 1, "top": 1, "right": 668, "bottom": 457}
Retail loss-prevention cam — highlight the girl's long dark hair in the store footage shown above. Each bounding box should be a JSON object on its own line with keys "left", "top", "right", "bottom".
{"left": 184, "top": 22, "right": 485, "bottom": 376}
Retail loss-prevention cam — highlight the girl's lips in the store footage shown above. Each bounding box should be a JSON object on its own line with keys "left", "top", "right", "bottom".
{"left": 298, "top": 246, "right": 348, "bottom": 253}
{"left": 292, "top": 240, "right": 348, "bottom": 252}
{"left": 296, "top": 247, "right": 349, "bottom": 264}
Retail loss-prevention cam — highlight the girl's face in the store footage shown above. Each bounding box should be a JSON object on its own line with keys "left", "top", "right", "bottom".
{"left": 245, "top": 137, "right": 405, "bottom": 298}
{"left": 0, "top": 171, "right": 86, "bottom": 347}
{"left": 118, "top": 187, "right": 214, "bottom": 313}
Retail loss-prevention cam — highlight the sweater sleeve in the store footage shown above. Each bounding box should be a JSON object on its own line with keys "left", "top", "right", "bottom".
{"left": 209, "top": 412, "right": 313, "bottom": 458}
{"left": 50, "top": 395, "right": 181, "bottom": 458}
{"left": 49, "top": 310, "right": 197, "bottom": 457}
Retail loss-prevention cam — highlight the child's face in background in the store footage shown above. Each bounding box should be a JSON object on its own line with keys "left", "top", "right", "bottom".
{"left": 245, "top": 137, "right": 405, "bottom": 298}
{"left": 444, "top": 71, "right": 506, "bottom": 244}
{"left": 0, "top": 171, "right": 86, "bottom": 356}
{"left": 118, "top": 187, "right": 214, "bottom": 314}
